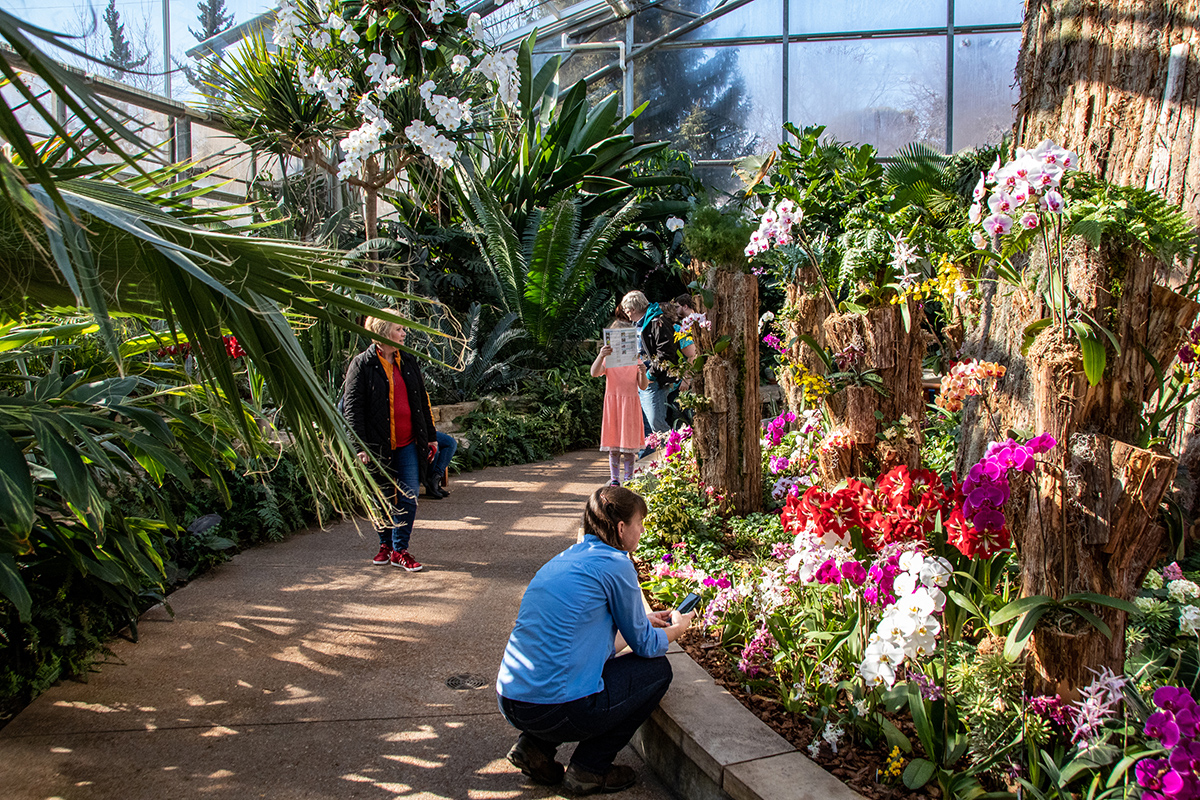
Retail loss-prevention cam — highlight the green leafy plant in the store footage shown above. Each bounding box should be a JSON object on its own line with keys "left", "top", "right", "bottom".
{"left": 464, "top": 183, "right": 637, "bottom": 352}
{"left": 419, "top": 304, "right": 533, "bottom": 403}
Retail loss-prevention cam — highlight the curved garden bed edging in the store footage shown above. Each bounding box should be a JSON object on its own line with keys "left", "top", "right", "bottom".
{"left": 632, "top": 644, "right": 867, "bottom": 800}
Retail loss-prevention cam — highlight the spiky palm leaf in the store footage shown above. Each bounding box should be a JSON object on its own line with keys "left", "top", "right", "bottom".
{"left": 466, "top": 178, "right": 633, "bottom": 351}
{"left": 885, "top": 142, "right": 961, "bottom": 219}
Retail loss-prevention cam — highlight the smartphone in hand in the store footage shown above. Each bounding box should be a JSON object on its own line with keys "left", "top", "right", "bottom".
{"left": 676, "top": 592, "right": 701, "bottom": 615}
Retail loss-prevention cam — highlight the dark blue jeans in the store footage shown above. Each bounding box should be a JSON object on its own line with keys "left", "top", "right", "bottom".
{"left": 498, "top": 655, "right": 672, "bottom": 774}
{"left": 377, "top": 443, "right": 419, "bottom": 552}
{"left": 431, "top": 431, "right": 457, "bottom": 481}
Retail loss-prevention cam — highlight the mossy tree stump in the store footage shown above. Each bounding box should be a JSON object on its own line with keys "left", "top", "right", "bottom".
{"left": 692, "top": 267, "right": 763, "bottom": 514}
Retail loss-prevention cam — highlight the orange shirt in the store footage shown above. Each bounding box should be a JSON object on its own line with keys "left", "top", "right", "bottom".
{"left": 376, "top": 352, "right": 413, "bottom": 448}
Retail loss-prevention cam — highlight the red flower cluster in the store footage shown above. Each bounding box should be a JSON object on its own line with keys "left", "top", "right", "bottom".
{"left": 156, "top": 335, "right": 245, "bottom": 359}
{"left": 782, "top": 466, "right": 953, "bottom": 551}
{"left": 158, "top": 341, "right": 192, "bottom": 357}
{"left": 943, "top": 507, "right": 1010, "bottom": 560}
{"left": 781, "top": 466, "right": 1004, "bottom": 560}
{"left": 223, "top": 335, "right": 245, "bottom": 359}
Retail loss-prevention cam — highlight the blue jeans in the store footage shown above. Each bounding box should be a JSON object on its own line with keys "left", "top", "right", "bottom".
{"left": 498, "top": 655, "right": 672, "bottom": 773}
{"left": 638, "top": 382, "right": 669, "bottom": 435}
{"left": 378, "top": 443, "right": 419, "bottom": 552}
{"left": 431, "top": 431, "right": 457, "bottom": 481}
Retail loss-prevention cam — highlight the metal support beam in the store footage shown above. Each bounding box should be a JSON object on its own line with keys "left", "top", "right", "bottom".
{"left": 625, "top": 15, "right": 635, "bottom": 125}
{"left": 945, "top": 0, "right": 955, "bottom": 153}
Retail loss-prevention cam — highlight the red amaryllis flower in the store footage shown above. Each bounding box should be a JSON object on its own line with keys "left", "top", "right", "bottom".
{"left": 876, "top": 466, "right": 914, "bottom": 509}
{"left": 908, "top": 468, "right": 943, "bottom": 498}
{"left": 862, "top": 511, "right": 892, "bottom": 552}
{"left": 946, "top": 508, "right": 1010, "bottom": 559}
{"left": 819, "top": 491, "right": 862, "bottom": 534}
{"left": 883, "top": 504, "right": 927, "bottom": 546}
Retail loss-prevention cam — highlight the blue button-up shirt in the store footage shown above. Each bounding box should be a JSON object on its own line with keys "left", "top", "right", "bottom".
{"left": 496, "top": 535, "right": 668, "bottom": 704}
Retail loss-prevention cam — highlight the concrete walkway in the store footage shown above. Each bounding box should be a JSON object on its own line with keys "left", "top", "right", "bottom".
{"left": 0, "top": 452, "right": 677, "bottom": 800}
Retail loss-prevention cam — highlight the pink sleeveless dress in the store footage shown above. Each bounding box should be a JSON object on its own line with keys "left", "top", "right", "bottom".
{"left": 599, "top": 365, "right": 644, "bottom": 454}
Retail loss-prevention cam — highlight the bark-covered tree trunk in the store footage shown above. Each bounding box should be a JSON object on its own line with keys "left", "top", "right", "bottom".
{"left": 816, "top": 301, "right": 926, "bottom": 482}
{"left": 693, "top": 267, "right": 763, "bottom": 514}
{"left": 960, "top": 0, "right": 1200, "bottom": 692}
{"left": 779, "top": 274, "right": 926, "bottom": 481}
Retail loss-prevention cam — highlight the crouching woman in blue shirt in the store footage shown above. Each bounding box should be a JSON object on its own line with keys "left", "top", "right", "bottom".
{"left": 496, "top": 486, "right": 694, "bottom": 794}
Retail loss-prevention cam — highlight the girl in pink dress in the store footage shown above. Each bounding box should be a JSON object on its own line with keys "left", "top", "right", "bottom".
{"left": 590, "top": 329, "right": 649, "bottom": 486}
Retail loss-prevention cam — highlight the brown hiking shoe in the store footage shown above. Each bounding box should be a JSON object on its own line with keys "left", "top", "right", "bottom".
{"left": 563, "top": 763, "right": 637, "bottom": 794}
{"left": 506, "top": 737, "right": 563, "bottom": 786}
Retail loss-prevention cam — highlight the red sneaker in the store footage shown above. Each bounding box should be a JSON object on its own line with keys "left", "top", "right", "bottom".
{"left": 372, "top": 544, "right": 392, "bottom": 565}
{"left": 391, "top": 549, "right": 423, "bottom": 572}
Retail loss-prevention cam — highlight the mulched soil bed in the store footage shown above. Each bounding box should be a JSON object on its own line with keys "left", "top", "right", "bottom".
{"left": 639, "top": 561, "right": 937, "bottom": 800}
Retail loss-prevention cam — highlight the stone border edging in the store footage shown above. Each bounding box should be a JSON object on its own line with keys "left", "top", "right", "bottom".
{"left": 632, "top": 643, "right": 868, "bottom": 800}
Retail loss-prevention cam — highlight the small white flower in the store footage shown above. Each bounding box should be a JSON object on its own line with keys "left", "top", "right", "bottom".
{"left": 422, "top": 39, "right": 438, "bottom": 50}
{"left": 428, "top": 0, "right": 448, "bottom": 24}
{"left": 892, "top": 571, "right": 918, "bottom": 598}
{"left": 821, "top": 723, "right": 845, "bottom": 754}
{"left": 807, "top": 741, "right": 821, "bottom": 758}
{"left": 666, "top": 216, "right": 685, "bottom": 232}
{"left": 1181, "top": 605, "right": 1200, "bottom": 636}
{"left": 451, "top": 54, "right": 471, "bottom": 74}
{"left": 310, "top": 28, "right": 332, "bottom": 50}
{"left": 1168, "top": 579, "right": 1200, "bottom": 604}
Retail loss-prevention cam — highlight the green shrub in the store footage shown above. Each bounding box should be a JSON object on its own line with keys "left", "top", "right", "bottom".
{"left": 454, "top": 362, "right": 603, "bottom": 470}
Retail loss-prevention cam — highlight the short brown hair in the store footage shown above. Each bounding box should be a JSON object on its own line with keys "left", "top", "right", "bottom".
{"left": 583, "top": 486, "right": 648, "bottom": 549}
{"left": 364, "top": 309, "right": 403, "bottom": 337}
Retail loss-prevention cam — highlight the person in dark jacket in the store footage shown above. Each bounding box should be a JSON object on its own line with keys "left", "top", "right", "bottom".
{"left": 619, "top": 291, "right": 679, "bottom": 456}
{"left": 342, "top": 311, "right": 438, "bottom": 572}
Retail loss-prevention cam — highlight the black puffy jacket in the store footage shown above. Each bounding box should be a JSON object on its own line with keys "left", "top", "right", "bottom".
{"left": 342, "top": 344, "right": 437, "bottom": 481}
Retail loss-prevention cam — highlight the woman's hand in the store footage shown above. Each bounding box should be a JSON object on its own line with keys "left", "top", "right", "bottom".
{"left": 665, "top": 609, "right": 695, "bottom": 643}
{"left": 647, "top": 609, "right": 672, "bottom": 628}
{"left": 599, "top": 344, "right": 613, "bottom": 357}
{"left": 357, "top": 451, "right": 370, "bottom": 465}
{"left": 428, "top": 441, "right": 438, "bottom": 462}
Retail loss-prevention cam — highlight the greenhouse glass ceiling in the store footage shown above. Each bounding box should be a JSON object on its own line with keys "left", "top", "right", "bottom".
{"left": 477, "top": 0, "right": 1023, "bottom": 192}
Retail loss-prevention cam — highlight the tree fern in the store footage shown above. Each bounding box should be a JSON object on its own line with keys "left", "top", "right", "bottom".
{"left": 256, "top": 484, "right": 287, "bottom": 542}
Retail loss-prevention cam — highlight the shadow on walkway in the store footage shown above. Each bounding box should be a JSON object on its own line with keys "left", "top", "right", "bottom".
{"left": 0, "top": 451, "right": 676, "bottom": 799}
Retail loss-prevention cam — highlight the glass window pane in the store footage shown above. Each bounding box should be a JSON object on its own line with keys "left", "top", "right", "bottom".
{"left": 788, "top": 37, "right": 946, "bottom": 155}
{"left": 638, "top": 0, "right": 781, "bottom": 42}
{"left": 953, "top": 0, "right": 1023, "bottom": 27}
{"left": 557, "top": 50, "right": 621, "bottom": 100}
{"left": 789, "top": 0, "right": 944, "bottom": 35}
{"left": 634, "top": 45, "right": 783, "bottom": 160}
{"left": 679, "top": 0, "right": 782, "bottom": 42}
{"left": 951, "top": 32, "right": 1020, "bottom": 151}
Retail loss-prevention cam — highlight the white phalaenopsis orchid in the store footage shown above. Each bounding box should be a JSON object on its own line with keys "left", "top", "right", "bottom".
{"left": 858, "top": 548, "right": 950, "bottom": 688}
{"left": 974, "top": 139, "right": 1077, "bottom": 248}
{"left": 267, "top": 0, "right": 524, "bottom": 181}
{"left": 429, "top": 0, "right": 448, "bottom": 25}
{"left": 666, "top": 216, "right": 685, "bottom": 232}
{"left": 476, "top": 50, "right": 520, "bottom": 106}
{"left": 861, "top": 637, "right": 904, "bottom": 687}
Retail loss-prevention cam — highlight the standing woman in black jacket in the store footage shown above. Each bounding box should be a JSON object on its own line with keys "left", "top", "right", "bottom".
{"left": 342, "top": 311, "right": 438, "bottom": 572}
